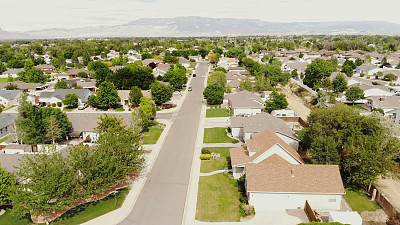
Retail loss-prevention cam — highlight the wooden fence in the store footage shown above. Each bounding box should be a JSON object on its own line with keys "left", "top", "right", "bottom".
{"left": 277, "top": 116, "right": 308, "bottom": 127}
{"left": 367, "top": 184, "right": 399, "bottom": 217}
{"left": 304, "top": 200, "right": 318, "bottom": 222}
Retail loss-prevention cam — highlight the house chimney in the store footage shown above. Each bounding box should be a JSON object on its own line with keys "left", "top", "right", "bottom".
{"left": 291, "top": 168, "right": 295, "bottom": 178}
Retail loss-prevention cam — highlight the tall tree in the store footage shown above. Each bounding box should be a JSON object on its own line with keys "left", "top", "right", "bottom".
{"left": 203, "top": 83, "right": 224, "bottom": 104}
{"left": 45, "top": 115, "right": 62, "bottom": 144}
{"left": 0, "top": 166, "right": 15, "bottom": 204}
{"left": 308, "top": 136, "right": 340, "bottom": 165}
{"left": 54, "top": 79, "right": 69, "bottom": 89}
{"left": 346, "top": 86, "right": 364, "bottom": 104}
{"left": 265, "top": 91, "right": 289, "bottom": 113}
{"left": 129, "top": 86, "right": 143, "bottom": 107}
{"left": 63, "top": 93, "right": 78, "bottom": 108}
{"left": 150, "top": 82, "right": 173, "bottom": 105}
{"left": 97, "top": 81, "right": 120, "bottom": 108}
{"left": 303, "top": 58, "right": 333, "bottom": 89}
{"left": 332, "top": 73, "right": 348, "bottom": 94}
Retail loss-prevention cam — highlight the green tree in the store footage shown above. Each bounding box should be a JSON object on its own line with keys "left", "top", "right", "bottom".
{"left": 97, "top": 81, "right": 120, "bottom": 108}
{"left": 141, "top": 52, "right": 153, "bottom": 60}
{"left": 346, "top": 86, "right": 364, "bottom": 104}
{"left": 207, "top": 71, "right": 226, "bottom": 89}
{"left": 7, "top": 59, "right": 24, "bottom": 68}
{"left": 63, "top": 93, "right": 78, "bottom": 108}
{"left": 138, "top": 96, "right": 156, "bottom": 128}
{"left": 77, "top": 71, "right": 88, "bottom": 78}
{"left": 341, "top": 64, "right": 354, "bottom": 77}
{"left": 0, "top": 166, "right": 14, "bottom": 204}
{"left": 203, "top": 83, "right": 224, "bottom": 104}
{"left": 45, "top": 115, "right": 62, "bottom": 144}
{"left": 54, "top": 79, "right": 69, "bottom": 89}
{"left": 303, "top": 58, "right": 333, "bottom": 89}
{"left": 129, "top": 86, "right": 143, "bottom": 107}
{"left": 87, "top": 95, "right": 98, "bottom": 107}
{"left": 384, "top": 73, "right": 396, "bottom": 81}
{"left": 5, "top": 83, "right": 18, "bottom": 90}
{"left": 23, "top": 60, "right": 34, "bottom": 71}
{"left": 332, "top": 73, "right": 348, "bottom": 94}
{"left": 254, "top": 75, "right": 271, "bottom": 92}
{"left": 150, "top": 82, "right": 173, "bottom": 105}
{"left": 239, "top": 78, "right": 253, "bottom": 91}
{"left": 96, "top": 114, "right": 126, "bottom": 134}
{"left": 0, "top": 62, "right": 6, "bottom": 73}
{"left": 308, "top": 136, "right": 340, "bottom": 165}
{"left": 265, "top": 91, "right": 289, "bottom": 113}
{"left": 114, "top": 65, "right": 155, "bottom": 90}
{"left": 355, "top": 58, "right": 363, "bottom": 66}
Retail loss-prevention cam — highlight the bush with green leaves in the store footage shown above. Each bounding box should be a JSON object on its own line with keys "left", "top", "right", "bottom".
{"left": 57, "top": 102, "right": 62, "bottom": 107}
{"left": 201, "top": 149, "right": 211, "bottom": 154}
{"left": 265, "top": 91, "right": 288, "bottom": 113}
{"left": 63, "top": 93, "right": 78, "bottom": 108}
{"left": 200, "top": 154, "right": 211, "bottom": 160}
{"left": 203, "top": 83, "right": 224, "bottom": 104}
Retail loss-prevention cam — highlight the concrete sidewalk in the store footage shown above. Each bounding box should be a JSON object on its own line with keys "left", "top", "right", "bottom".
{"left": 202, "top": 143, "right": 242, "bottom": 148}
{"left": 199, "top": 169, "right": 231, "bottom": 177}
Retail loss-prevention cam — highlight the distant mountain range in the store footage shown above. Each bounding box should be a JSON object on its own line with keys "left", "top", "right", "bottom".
{"left": 2, "top": 17, "right": 400, "bottom": 40}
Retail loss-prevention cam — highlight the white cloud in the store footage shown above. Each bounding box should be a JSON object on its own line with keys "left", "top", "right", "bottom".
{"left": 1, "top": 0, "right": 400, "bottom": 32}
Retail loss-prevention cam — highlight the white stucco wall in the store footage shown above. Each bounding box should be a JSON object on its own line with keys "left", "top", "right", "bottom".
{"left": 4, "top": 149, "right": 24, "bottom": 154}
{"left": 233, "top": 166, "right": 245, "bottom": 179}
{"left": 231, "top": 127, "right": 242, "bottom": 139}
{"left": 248, "top": 192, "right": 342, "bottom": 211}
{"left": 233, "top": 108, "right": 262, "bottom": 116}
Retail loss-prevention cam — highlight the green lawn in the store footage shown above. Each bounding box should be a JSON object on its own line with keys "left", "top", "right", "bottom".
{"left": 201, "top": 147, "right": 231, "bottom": 173}
{"left": 347, "top": 104, "right": 368, "bottom": 111}
{"left": 0, "top": 135, "right": 11, "bottom": 143}
{"left": 113, "top": 106, "right": 125, "bottom": 111}
{"left": 0, "top": 78, "right": 9, "bottom": 83}
{"left": 206, "top": 108, "right": 231, "bottom": 118}
{"left": 63, "top": 107, "right": 76, "bottom": 112}
{"left": 203, "top": 127, "right": 238, "bottom": 143}
{"left": 142, "top": 127, "right": 164, "bottom": 145}
{"left": 343, "top": 188, "right": 381, "bottom": 213}
{"left": 196, "top": 173, "right": 241, "bottom": 222}
{"left": 0, "top": 188, "right": 129, "bottom": 225}
{"left": 3, "top": 105, "right": 17, "bottom": 111}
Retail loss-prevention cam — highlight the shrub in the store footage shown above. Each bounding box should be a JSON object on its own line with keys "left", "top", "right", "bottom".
{"left": 367, "top": 76, "right": 370, "bottom": 79}
{"left": 372, "top": 81, "right": 381, "bottom": 85}
{"left": 52, "top": 103, "right": 56, "bottom": 107}
{"left": 360, "top": 73, "right": 365, "bottom": 77}
{"left": 201, "top": 149, "right": 211, "bottom": 154}
{"left": 232, "top": 139, "right": 239, "bottom": 144}
{"left": 57, "top": 102, "right": 62, "bottom": 107}
{"left": 200, "top": 154, "right": 211, "bottom": 160}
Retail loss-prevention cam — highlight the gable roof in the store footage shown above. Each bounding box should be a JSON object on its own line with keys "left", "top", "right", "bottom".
{"left": 67, "top": 113, "right": 132, "bottom": 133}
{"left": 230, "top": 129, "right": 303, "bottom": 166}
{"left": 0, "top": 114, "right": 16, "bottom": 129}
{"left": 368, "top": 96, "right": 400, "bottom": 109}
{"left": 36, "top": 64, "right": 55, "bottom": 70}
{"left": 225, "top": 91, "right": 264, "bottom": 109}
{"left": 231, "top": 113, "right": 299, "bottom": 141}
{"left": 0, "top": 90, "right": 21, "bottom": 100}
{"left": 246, "top": 163, "right": 345, "bottom": 194}
{"left": 40, "top": 89, "right": 93, "bottom": 102}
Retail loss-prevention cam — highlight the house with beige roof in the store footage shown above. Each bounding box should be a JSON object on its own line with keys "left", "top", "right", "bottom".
{"left": 367, "top": 96, "right": 400, "bottom": 114}
{"left": 230, "top": 112, "right": 300, "bottom": 149}
{"left": 230, "top": 129, "right": 345, "bottom": 211}
{"left": 224, "top": 91, "right": 265, "bottom": 116}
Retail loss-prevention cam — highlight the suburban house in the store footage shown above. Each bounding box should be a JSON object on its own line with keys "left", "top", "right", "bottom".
{"left": 2, "top": 144, "right": 32, "bottom": 154}
{"left": 67, "top": 113, "right": 132, "bottom": 143}
{"left": 355, "top": 65, "right": 380, "bottom": 76}
{"left": 217, "top": 57, "right": 239, "bottom": 69}
{"left": 56, "top": 68, "right": 90, "bottom": 80}
{"left": 0, "top": 90, "right": 22, "bottom": 107}
{"left": 367, "top": 96, "right": 400, "bottom": 114}
{"left": 118, "top": 90, "right": 130, "bottom": 106}
{"left": 230, "top": 112, "right": 300, "bottom": 149}
{"left": 36, "top": 64, "right": 56, "bottom": 73}
{"left": 224, "top": 91, "right": 265, "bottom": 116}
{"left": 1, "top": 68, "right": 24, "bottom": 78}
{"left": 142, "top": 59, "right": 162, "bottom": 69}
{"left": 230, "top": 129, "right": 345, "bottom": 211}
{"left": 271, "top": 109, "right": 298, "bottom": 117}
{"left": 0, "top": 114, "right": 16, "bottom": 138}
{"left": 0, "top": 81, "right": 49, "bottom": 92}
{"left": 178, "top": 57, "right": 190, "bottom": 68}
{"left": 39, "top": 89, "right": 93, "bottom": 105}
{"left": 153, "top": 63, "right": 171, "bottom": 77}
{"left": 65, "top": 78, "right": 97, "bottom": 92}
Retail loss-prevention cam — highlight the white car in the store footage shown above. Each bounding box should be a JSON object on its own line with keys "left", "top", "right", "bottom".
{"left": 78, "top": 103, "right": 88, "bottom": 110}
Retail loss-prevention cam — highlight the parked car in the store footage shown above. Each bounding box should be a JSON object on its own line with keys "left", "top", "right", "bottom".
{"left": 188, "top": 87, "right": 192, "bottom": 91}
{"left": 173, "top": 90, "right": 181, "bottom": 95}
{"left": 78, "top": 103, "right": 88, "bottom": 110}
{"left": 193, "top": 74, "right": 196, "bottom": 77}
{"left": 34, "top": 102, "right": 46, "bottom": 108}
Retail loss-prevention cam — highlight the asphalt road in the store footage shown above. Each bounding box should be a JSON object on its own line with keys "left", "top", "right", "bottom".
{"left": 119, "top": 62, "right": 209, "bottom": 225}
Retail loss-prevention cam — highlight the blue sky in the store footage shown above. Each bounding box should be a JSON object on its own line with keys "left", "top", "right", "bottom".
{"left": 2, "top": 0, "right": 400, "bottom": 31}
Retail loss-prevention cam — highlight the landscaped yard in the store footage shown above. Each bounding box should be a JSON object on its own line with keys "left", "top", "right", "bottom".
{"left": 206, "top": 108, "right": 231, "bottom": 117}
{"left": 0, "top": 188, "right": 129, "bottom": 225}
{"left": 347, "top": 104, "right": 368, "bottom": 111}
{"left": 113, "top": 106, "right": 125, "bottom": 111}
{"left": 142, "top": 127, "right": 164, "bottom": 145}
{"left": 196, "top": 173, "right": 241, "bottom": 222}
{"left": 3, "top": 105, "right": 17, "bottom": 111}
{"left": 203, "top": 128, "right": 238, "bottom": 143}
{"left": 343, "top": 188, "right": 381, "bottom": 213}
{"left": 201, "top": 147, "right": 231, "bottom": 173}
{"left": 63, "top": 107, "right": 76, "bottom": 112}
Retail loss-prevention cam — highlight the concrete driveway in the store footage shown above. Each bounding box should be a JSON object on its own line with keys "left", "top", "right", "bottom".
{"left": 119, "top": 62, "right": 209, "bottom": 225}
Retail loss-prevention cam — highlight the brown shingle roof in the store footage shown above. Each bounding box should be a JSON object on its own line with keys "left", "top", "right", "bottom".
{"left": 246, "top": 163, "right": 345, "bottom": 194}
{"left": 67, "top": 113, "right": 132, "bottom": 133}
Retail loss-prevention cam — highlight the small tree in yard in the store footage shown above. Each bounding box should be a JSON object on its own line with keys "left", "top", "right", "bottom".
{"left": 54, "top": 79, "right": 69, "bottom": 89}
{"left": 129, "top": 86, "right": 143, "bottom": 107}
{"left": 87, "top": 95, "right": 98, "bottom": 107}
{"left": 332, "top": 73, "right": 348, "bottom": 94}
{"left": 346, "top": 86, "right": 364, "bottom": 104}
{"left": 5, "top": 83, "right": 18, "bottom": 90}
{"left": 150, "top": 82, "right": 173, "bottom": 105}
{"left": 45, "top": 115, "right": 62, "bottom": 144}
{"left": 203, "top": 83, "right": 224, "bottom": 104}
{"left": 63, "top": 93, "right": 78, "bottom": 108}
{"left": 265, "top": 91, "right": 288, "bottom": 113}
{"left": 138, "top": 96, "right": 156, "bottom": 129}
